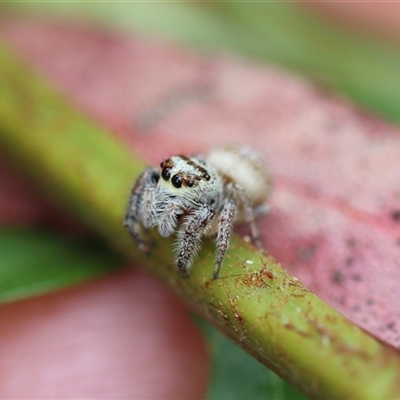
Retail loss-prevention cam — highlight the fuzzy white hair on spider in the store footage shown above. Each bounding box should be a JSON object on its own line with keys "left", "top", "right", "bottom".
{"left": 124, "top": 144, "right": 272, "bottom": 279}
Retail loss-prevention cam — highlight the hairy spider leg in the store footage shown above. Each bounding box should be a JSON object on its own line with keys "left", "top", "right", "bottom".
{"left": 124, "top": 167, "right": 159, "bottom": 254}
{"left": 231, "top": 183, "right": 263, "bottom": 249}
{"left": 176, "top": 205, "right": 216, "bottom": 277}
{"left": 213, "top": 182, "right": 263, "bottom": 278}
{"left": 214, "top": 196, "right": 236, "bottom": 279}
{"left": 237, "top": 189, "right": 263, "bottom": 251}
{"left": 139, "top": 189, "right": 157, "bottom": 230}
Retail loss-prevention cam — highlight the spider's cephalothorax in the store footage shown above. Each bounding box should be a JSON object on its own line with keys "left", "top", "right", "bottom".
{"left": 124, "top": 144, "right": 272, "bottom": 279}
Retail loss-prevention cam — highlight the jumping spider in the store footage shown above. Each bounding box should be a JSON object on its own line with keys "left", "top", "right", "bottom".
{"left": 124, "top": 144, "right": 272, "bottom": 279}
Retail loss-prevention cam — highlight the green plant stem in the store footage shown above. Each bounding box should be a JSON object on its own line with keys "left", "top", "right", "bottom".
{"left": 1, "top": 42, "right": 400, "bottom": 399}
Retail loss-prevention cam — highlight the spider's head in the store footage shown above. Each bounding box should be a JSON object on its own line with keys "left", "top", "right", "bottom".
{"left": 158, "top": 155, "right": 214, "bottom": 196}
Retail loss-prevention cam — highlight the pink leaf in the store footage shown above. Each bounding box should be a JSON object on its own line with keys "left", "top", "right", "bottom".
{"left": 2, "top": 19, "right": 400, "bottom": 348}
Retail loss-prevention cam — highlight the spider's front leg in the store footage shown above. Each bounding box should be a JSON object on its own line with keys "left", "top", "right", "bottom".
{"left": 175, "top": 206, "right": 216, "bottom": 278}
{"left": 124, "top": 167, "right": 159, "bottom": 255}
{"left": 214, "top": 197, "right": 236, "bottom": 279}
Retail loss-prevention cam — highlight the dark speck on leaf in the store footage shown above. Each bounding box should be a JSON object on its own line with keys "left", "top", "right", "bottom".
{"left": 392, "top": 210, "right": 400, "bottom": 223}
{"left": 366, "top": 298, "right": 375, "bottom": 306}
{"left": 387, "top": 322, "right": 396, "bottom": 330}
{"left": 345, "top": 256, "right": 354, "bottom": 267}
{"left": 346, "top": 237, "right": 357, "bottom": 248}
{"left": 332, "top": 270, "right": 346, "bottom": 284}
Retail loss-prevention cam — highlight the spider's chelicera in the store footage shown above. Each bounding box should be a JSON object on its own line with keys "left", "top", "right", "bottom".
{"left": 124, "top": 144, "right": 272, "bottom": 279}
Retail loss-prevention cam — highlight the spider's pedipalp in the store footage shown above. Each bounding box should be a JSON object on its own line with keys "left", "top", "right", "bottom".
{"left": 157, "top": 201, "right": 186, "bottom": 237}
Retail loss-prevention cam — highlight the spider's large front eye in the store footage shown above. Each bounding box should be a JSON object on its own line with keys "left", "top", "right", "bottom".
{"left": 171, "top": 174, "right": 182, "bottom": 188}
{"left": 161, "top": 167, "right": 171, "bottom": 181}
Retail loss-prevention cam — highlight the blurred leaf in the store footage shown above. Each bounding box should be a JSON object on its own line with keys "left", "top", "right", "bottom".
{"left": 2, "top": 18, "right": 400, "bottom": 349}
{"left": 198, "top": 319, "right": 308, "bottom": 400}
{"left": 1, "top": 11, "right": 400, "bottom": 400}
{"left": 0, "top": 228, "right": 122, "bottom": 303}
{"left": 2, "top": 2, "right": 400, "bottom": 121}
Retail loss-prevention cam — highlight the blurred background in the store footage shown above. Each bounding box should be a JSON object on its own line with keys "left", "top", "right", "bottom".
{"left": 2, "top": 1, "right": 400, "bottom": 121}
{"left": 1, "top": 2, "right": 400, "bottom": 399}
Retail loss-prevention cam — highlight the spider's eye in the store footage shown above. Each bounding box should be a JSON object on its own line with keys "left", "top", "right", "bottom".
{"left": 204, "top": 173, "right": 211, "bottom": 181}
{"left": 161, "top": 167, "right": 171, "bottom": 181}
{"left": 171, "top": 174, "right": 182, "bottom": 188}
